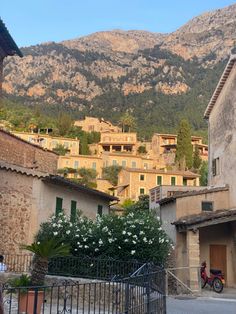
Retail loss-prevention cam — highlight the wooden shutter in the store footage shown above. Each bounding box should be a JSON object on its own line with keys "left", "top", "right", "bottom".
{"left": 70, "top": 200, "right": 77, "bottom": 222}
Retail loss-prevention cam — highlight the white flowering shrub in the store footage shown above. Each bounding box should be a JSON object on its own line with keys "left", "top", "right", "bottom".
{"left": 36, "top": 211, "right": 171, "bottom": 264}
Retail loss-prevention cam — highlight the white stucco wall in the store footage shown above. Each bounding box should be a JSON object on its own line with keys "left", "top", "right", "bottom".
{"left": 33, "top": 180, "right": 110, "bottom": 227}
{"left": 160, "top": 202, "right": 177, "bottom": 243}
{"left": 208, "top": 63, "right": 236, "bottom": 207}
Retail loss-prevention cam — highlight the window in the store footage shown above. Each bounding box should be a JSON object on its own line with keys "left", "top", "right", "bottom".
{"left": 97, "top": 205, "right": 103, "bottom": 216}
{"left": 171, "top": 177, "right": 176, "bottom": 186}
{"left": 212, "top": 157, "right": 220, "bottom": 176}
{"left": 55, "top": 197, "right": 63, "bottom": 216}
{"left": 92, "top": 162, "right": 96, "bottom": 169}
{"left": 74, "top": 161, "right": 79, "bottom": 169}
{"left": 131, "top": 161, "right": 137, "bottom": 168}
{"left": 157, "top": 176, "right": 162, "bottom": 186}
{"left": 122, "top": 160, "right": 127, "bottom": 167}
{"left": 70, "top": 200, "right": 77, "bottom": 222}
{"left": 139, "top": 188, "right": 145, "bottom": 195}
{"left": 202, "top": 201, "right": 213, "bottom": 211}
{"left": 112, "top": 160, "right": 117, "bottom": 166}
{"left": 140, "top": 174, "right": 145, "bottom": 181}
{"left": 183, "top": 178, "right": 187, "bottom": 186}
{"left": 144, "top": 163, "right": 148, "bottom": 169}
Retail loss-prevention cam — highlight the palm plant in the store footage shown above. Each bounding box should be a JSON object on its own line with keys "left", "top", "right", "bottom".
{"left": 21, "top": 238, "right": 70, "bottom": 286}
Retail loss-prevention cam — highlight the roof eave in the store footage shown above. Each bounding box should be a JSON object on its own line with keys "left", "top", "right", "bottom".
{"left": 204, "top": 55, "right": 236, "bottom": 119}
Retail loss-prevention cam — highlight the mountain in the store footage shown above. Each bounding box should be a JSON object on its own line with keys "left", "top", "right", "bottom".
{"left": 2, "top": 4, "right": 236, "bottom": 138}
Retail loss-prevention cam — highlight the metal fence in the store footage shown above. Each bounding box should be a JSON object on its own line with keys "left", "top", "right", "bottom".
{"left": 3, "top": 255, "right": 144, "bottom": 281}
{"left": 2, "top": 270, "right": 166, "bottom": 314}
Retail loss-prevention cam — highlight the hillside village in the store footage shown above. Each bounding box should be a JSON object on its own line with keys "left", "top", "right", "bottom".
{"left": 1, "top": 4, "right": 236, "bottom": 313}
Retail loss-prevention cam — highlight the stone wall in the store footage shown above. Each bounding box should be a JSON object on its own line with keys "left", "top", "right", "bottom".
{"left": 0, "top": 130, "right": 58, "bottom": 173}
{"left": 0, "top": 170, "right": 35, "bottom": 254}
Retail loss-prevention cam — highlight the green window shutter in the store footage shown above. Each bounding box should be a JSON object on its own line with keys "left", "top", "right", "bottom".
{"left": 157, "top": 176, "right": 162, "bottom": 185}
{"left": 171, "top": 177, "right": 176, "bottom": 186}
{"left": 55, "top": 197, "right": 63, "bottom": 216}
{"left": 97, "top": 205, "right": 103, "bottom": 216}
{"left": 70, "top": 200, "right": 77, "bottom": 222}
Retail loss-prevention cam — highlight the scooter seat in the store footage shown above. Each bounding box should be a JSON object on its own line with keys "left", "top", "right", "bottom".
{"left": 210, "top": 269, "right": 222, "bottom": 275}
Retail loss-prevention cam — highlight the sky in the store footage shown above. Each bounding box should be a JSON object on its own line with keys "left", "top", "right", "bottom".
{"left": 1, "top": 0, "right": 236, "bottom": 47}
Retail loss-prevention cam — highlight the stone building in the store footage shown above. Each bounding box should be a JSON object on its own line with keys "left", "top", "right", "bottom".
{"left": 74, "top": 116, "right": 121, "bottom": 133}
{"left": 0, "top": 160, "right": 117, "bottom": 255}
{"left": 156, "top": 55, "right": 236, "bottom": 288}
{"left": 0, "top": 18, "right": 22, "bottom": 96}
{"left": 116, "top": 168, "right": 199, "bottom": 203}
{"left": 13, "top": 131, "right": 80, "bottom": 156}
{"left": 0, "top": 129, "right": 58, "bottom": 174}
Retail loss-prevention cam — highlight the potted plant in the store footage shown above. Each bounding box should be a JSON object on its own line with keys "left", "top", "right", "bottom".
{"left": 9, "top": 238, "right": 70, "bottom": 314}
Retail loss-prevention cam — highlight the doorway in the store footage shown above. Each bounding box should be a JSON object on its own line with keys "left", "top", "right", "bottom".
{"left": 210, "top": 244, "right": 227, "bottom": 282}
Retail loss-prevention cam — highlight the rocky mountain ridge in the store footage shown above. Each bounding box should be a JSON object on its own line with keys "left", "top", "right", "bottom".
{"left": 2, "top": 4, "right": 236, "bottom": 137}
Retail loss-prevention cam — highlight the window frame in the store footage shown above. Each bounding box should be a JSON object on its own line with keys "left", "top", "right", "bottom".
{"left": 55, "top": 197, "right": 63, "bottom": 216}
{"left": 70, "top": 200, "right": 77, "bottom": 222}
{"left": 139, "top": 174, "right": 145, "bottom": 181}
{"left": 97, "top": 205, "right": 103, "bottom": 216}
{"left": 171, "top": 176, "right": 176, "bottom": 186}
{"left": 157, "top": 175, "right": 162, "bottom": 186}
{"left": 139, "top": 187, "right": 146, "bottom": 195}
{"left": 202, "top": 201, "right": 214, "bottom": 212}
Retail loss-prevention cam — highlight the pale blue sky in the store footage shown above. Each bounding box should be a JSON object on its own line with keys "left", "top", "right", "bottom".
{"left": 1, "top": 0, "right": 236, "bottom": 47}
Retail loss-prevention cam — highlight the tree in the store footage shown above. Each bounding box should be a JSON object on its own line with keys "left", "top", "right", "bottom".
{"left": 137, "top": 145, "right": 147, "bottom": 154}
{"left": 77, "top": 167, "right": 97, "bottom": 188}
{"left": 119, "top": 112, "right": 136, "bottom": 132}
{"left": 52, "top": 144, "right": 69, "bottom": 156}
{"left": 56, "top": 113, "right": 73, "bottom": 136}
{"left": 175, "top": 119, "right": 193, "bottom": 170}
{"left": 124, "top": 195, "right": 150, "bottom": 213}
{"left": 102, "top": 165, "right": 122, "bottom": 186}
{"left": 79, "top": 133, "right": 90, "bottom": 155}
{"left": 193, "top": 146, "right": 202, "bottom": 170}
{"left": 199, "top": 161, "right": 208, "bottom": 186}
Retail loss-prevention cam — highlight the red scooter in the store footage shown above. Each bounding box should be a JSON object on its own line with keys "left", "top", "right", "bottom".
{"left": 201, "top": 261, "right": 225, "bottom": 293}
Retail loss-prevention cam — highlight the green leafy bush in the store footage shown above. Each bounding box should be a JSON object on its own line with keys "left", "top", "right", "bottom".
{"left": 36, "top": 211, "right": 172, "bottom": 265}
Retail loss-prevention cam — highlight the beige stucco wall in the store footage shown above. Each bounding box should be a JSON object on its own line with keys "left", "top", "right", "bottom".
{"left": 176, "top": 190, "right": 229, "bottom": 219}
{"left": 13, "top": 132, "right": 80, "bottom": 156}
{"left": 200, "top": 223, "right": 236, "bottom": 287}
{"left": 118, "top": 169, "right": 198, "bottom": 202}
{"left": 0, "top": 169, "right": 111, "bottom": 254}
{"left": 34, "top": 181, "right": 110, "bottom": 224}
{"left": 208, "top": 63, "right": 236, "bottom": 207}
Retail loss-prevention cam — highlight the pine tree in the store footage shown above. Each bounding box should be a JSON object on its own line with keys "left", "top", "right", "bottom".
{"left": 193, "top": 146, "right": 202, "bottom": 170}
{"left": 175, "top": 119, "right": 193, "bottom": 170}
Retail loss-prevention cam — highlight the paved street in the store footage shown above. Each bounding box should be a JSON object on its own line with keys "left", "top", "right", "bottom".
{"left": 167, "top": 296, "right": 236, "bottom": 314}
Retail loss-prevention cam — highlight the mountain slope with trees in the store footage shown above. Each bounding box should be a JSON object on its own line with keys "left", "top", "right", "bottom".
{"left": 2, "top": 4, "right": 236, "bottom": 138}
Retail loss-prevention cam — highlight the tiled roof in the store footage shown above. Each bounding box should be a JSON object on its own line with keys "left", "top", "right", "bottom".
{"left": 204, "top": 55, "right": 236, "bottom": 118}
{"left": 0, "top": 160, "right": 48, "bottom": 178}
{"left": 0, "top": 160, "right": 118, "bottom": 202}
{"left": 173, "top": 208, "right": 236, "bottom": 228}
{"left": 43, "top": 175, "right": 119, "bottom": 202}
{"left": 159, "top": 185, "right": 229, "bottom": 205}
{"left": 0, "top": 18, "right": 23, "bottom": 57}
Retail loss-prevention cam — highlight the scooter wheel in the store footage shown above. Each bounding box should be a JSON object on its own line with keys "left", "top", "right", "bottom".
{"left": 213, "top": 278, "right": 224, "bottom": 293}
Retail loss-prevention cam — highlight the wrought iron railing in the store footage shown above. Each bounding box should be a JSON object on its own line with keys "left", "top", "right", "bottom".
{"left": 2, "top": 269, "right": 166, "bottom": 314}
{"left": 2, "top": 254, "right": 144, "bottom": 280}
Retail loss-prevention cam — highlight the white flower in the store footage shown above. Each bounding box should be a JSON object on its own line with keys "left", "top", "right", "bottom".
{"left": 132, "top": 240, "right": 136, "bottom": 244}
{"left": 122, "top": 231, "right": 126, "bottom": 235}
{"left": 165, "top": 239, "right": 169, "bottom": 243}
{"left": 95, "top": 248, "right": 99, "bottom": 252}
{"left": 158, "top": 227, "right": 162, "bottom": 231}
{"left": 139, "top": 231, "right": 144, "bottom": 235}
{"left": 124, "top": 239, "right": 129, "bottom": 242}
{"left": 77, "top": 242, "right": 80, "bottom": 245}
{"left": 143, "top": 237, "right": 147, "bottom": 243}
{"left": 108, "top": 238, "right": 113, "bottom": 243}
{"left": 133, "top": 235, "right": 138, "bottom": 239}
{"left": 84, "top": 245, "right": 89, "bottom": 249}
{"left": 58, "top": 219, "right": 62, "bottom": 223}
{"left": 118, "top": 246, "right": 121, "bottom": 249}
{"left": 131, "top": 250, "right": 135, "bottom": 255}
{"left": 37, "top": 242, "right": 40, "bottom": 245}
{"left": 69, "top": 223, "right": 73, "bottom": 227}
{"left": 148, "top": 240, "right": 153, "bottom": 244}
{"left": 66, "top": 230, "right": 71, "bottom": 235}
{"left": 79, "top": 245, "right": 83, "bottom": 248}
{"left": 102, "top": 226, "right": 108, "bottom": 232}
{"left": 74, "top": 248, "right": 78, "bottom": 251}
{"left": 99, "top": 239, "right": 103, "bottom": 245}
{"left": 53, "top": 232, "right": 58, "bottom": 236}
{"left": 52, "top": 223, "right": 57, "bottom": 227}
{"left": 127, "top": 232, "right": 132, "bottom": 236}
